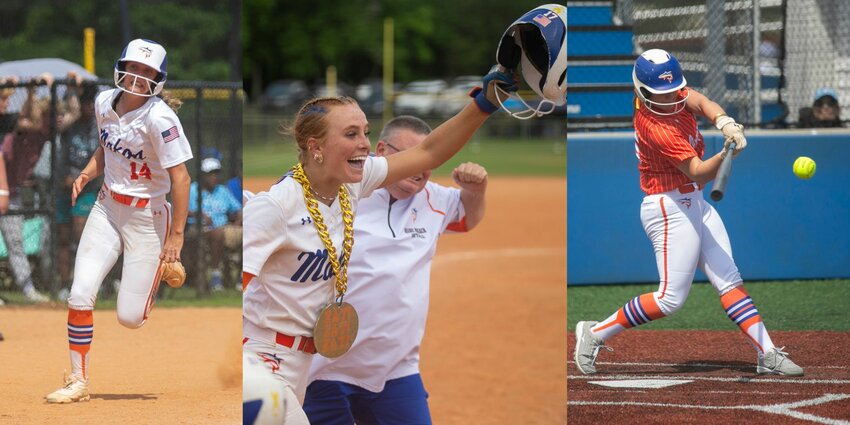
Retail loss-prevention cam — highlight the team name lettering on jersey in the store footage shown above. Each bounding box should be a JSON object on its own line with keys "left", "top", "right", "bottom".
{"left": 291, "top": 249, "right": 345, "bottom": 283}
{"left": 100, "top": 129, "right": 145, "bottom": 160}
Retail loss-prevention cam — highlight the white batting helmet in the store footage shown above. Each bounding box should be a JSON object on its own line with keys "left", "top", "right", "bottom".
{"left": 113, "top": 39, "right": 168, "bottom": 97}
{"left": 495, "top": 4, "right": 567, "bottom": 119}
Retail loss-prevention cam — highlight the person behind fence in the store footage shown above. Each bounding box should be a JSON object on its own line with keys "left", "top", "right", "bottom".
{"left": 303, "top": 115, "right": 488, "bottom": 425}
{"left": 0, "top": 76, "right": 20, "bottom": 137}
{"left": 799, "top": 88, "right": 843, "bottom": 128}
{"left": 188, "top": 157, "right": 241, "bottom": 291}
{"left": 46, "top": 38, "right": 193, "bottom": 404}
{"left": 56, "top": 75, "right": 101, "bottom": 290}
{"left": 0, "top": 73, "right": 57, "bottom": 304}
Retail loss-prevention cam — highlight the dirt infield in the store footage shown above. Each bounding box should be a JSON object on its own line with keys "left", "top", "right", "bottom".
{"left": 567, "top": 329, "right": 850, "bottom": 424}
{"left": 0, "top": 306, "right": 241, "bottom": 424}
{"left": 246, "top": 175, "right": 567, "bottom": 424}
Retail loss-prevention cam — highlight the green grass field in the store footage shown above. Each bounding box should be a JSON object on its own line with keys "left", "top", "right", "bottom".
{"left": 243, "top": 138, "right": 566, "bottom": 178}
{"left": 568, "top": 279, "right": 850, "bottom": 332}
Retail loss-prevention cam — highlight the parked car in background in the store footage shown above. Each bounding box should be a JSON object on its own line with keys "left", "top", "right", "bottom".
{"left": 258, "top": 79, "right": 310, "bottom": 111}
{"left": 311, "top": 80, "right": 354, "bottom": 98}
{"left": 355, "top": 79, "right": 401, "bottom": 117}
{"left": 394, "top": 79, "right": 447, "bottom": 116}
{"left": 435, "top": 75, "right": 482, "bottom": 117}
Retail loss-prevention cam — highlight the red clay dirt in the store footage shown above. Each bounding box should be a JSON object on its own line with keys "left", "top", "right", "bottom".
{"left": 567, "top": 329, "right": 850, "bottom": 424}
{"left": 247, "top": 175, "right": 568, "bottom": 424}
{"left": 0, "top": 307, "right": 242, "bottom": 424}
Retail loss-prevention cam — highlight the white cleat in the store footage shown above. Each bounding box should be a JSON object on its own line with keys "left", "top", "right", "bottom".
{"left": 24, "top": 287, "right": 50, "bottom": 303}
{"left": 757, "top": 346, "right": 804, "bottom": 376}
{"left": 574, "top": 321, "right": 611, "bottom": 374}
{"left": 46, "top": 373, "right": 90, "bottom": 404}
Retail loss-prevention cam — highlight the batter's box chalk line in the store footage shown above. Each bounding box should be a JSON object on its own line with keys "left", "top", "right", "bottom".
{"left": 588, "top": 379, "right": 693, "bottom": 389}
{"left": 569, "top": 374, "right": 850, "bottom": 385}
{"left": 590, "top": 360, "right": 849, "bottom": 370}
{"left": 568, "top": 393, "right": 850, "bottom": 425}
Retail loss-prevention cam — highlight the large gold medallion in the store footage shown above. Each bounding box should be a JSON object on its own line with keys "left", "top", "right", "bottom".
{"left": 313, "top": 302, "right": 359, "bottom": 358}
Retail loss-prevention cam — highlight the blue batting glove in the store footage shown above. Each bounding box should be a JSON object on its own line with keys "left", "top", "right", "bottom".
{"left": 470, "top": 65, "right": 518, "bottom": 114}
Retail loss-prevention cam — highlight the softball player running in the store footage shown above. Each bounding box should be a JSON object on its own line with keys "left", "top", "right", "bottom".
{"left": 574, "top": 49, "right": 803, "bottom": 377}
{"left": 46, "top": 39, "right": 192, "bottom": 403}
{"left": 242, "top": 70, "right": 515, "bottom": 424}
{"left": 302, "top": 116, "right": 487, "bottom": 424}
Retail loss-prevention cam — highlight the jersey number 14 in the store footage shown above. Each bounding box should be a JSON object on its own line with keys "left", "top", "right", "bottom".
{"left": 130, "top": 162, "right": 152, "bottom": 180}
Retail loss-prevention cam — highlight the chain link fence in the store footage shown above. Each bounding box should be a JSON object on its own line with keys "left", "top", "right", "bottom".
{"left": 0, "top": 78, "right": 242, "bottom": 303}
{"left": 567, "top": 0, "right": 850, "bottom": 130}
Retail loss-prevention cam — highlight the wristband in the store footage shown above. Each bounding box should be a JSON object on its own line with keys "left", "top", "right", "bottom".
{"left": 469, "top": 87, "right": 498, "bottom": 114}
{"left": 0, "top": 189, "right": 9, "bottom": 196}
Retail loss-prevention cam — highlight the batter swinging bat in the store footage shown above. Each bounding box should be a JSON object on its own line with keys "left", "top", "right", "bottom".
{"left": 710, "top": 141, "right": 736, "bottom": 201}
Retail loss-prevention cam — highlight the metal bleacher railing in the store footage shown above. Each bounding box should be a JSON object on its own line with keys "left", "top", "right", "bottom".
{"left": 567, "top": 0, "right": 850, "bottom": 131}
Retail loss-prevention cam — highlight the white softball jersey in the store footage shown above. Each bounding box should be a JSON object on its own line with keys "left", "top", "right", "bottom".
{"left": 95, "top": 89, "right": 193, "bottom": 198}
{"left": 308, "top": 182, "right": 466, "bottom": 393}
{"left": 242, "top": 156, "right": 389, "bottom": 342}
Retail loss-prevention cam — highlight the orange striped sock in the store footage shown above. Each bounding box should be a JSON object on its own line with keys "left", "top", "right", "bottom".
{"left": 593, "top": 293, "right": 666, "bottom": 341}
{"left": 720, "top": 286, "right": 774, "bottom": 354}
{"left": 68, "top": 309, "right": 93, "bottom": 380}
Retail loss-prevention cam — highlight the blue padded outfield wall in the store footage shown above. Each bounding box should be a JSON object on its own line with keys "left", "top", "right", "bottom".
{"left": 568, "top": 130, "right": 850, "bottom": 285}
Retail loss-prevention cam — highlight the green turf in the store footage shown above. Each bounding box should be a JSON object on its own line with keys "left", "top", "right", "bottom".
{"left": 567, "top": 279, "right": 850, "bottom": 332}
{"left": 243, "top": 138, "right": 566, "bottom": 178}
{"left": 0, "top": 287, "right": 242, "bottom": 308}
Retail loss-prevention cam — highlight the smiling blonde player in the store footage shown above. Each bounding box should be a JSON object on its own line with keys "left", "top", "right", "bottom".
{"left": 46, "top": 39, "right": 192, "bottom": 403}
{"left": 242, "top": 69, "right": 516, "bottom": 424}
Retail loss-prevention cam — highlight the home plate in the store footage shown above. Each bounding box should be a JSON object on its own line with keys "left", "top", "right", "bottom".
{"left": 588, "top": 379, "right": 693, "bottom": 389}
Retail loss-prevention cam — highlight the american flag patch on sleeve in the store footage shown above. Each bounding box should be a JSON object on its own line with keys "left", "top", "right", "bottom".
{"left": 161, "top": 126, "right": 180, "bottom": 143}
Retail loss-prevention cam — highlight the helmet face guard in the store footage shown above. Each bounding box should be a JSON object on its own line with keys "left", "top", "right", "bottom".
{"left": 495, "top": 4, "right": 567, "bottom": 119}
{"left": 633, "top": 49, "right": 688, "bottom": 115}
{"left": 113, "top": 39, "right": 168, "bottom": 97}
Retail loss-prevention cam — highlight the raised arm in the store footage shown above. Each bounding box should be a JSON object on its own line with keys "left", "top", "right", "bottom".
{"left": 381, "top": 68, "right": 517, "bottom": 187}
{"left": 452, "top": 162, "right": 488, "bottom": 230}
{"left": 685, "top": 88, "right": 747, "bottom": 157}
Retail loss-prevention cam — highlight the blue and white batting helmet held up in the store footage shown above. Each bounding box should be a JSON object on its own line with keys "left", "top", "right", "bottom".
{"left": 495, "top": 3, "right": 567, "bottom": 119}
{"left": 632, "top": 49, "right": 689, "bottom": 115}
{"left": 113, "top": 38, "right": 168, "bottom": 97}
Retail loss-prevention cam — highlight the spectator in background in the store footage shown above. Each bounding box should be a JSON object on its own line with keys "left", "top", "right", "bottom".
{"left": 189, "top": 157, "right": 242, "bottom": 291}
{"left": 0, "top": 76, "right": 19, "bottom": 137}
{"left": 0, "top": 73, "right": 59, "bottom": 303}
{"left": 56, "top": 76, "right": 101, "bottom": 290}
{"left": 227, "top": 168, "right": 242, "bottom": 205}
{"left": 799, "top": 88, "right": 843, "bottom": 128}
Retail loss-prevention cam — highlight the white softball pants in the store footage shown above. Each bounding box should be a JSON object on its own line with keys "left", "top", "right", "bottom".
{"left": 640, "top": 186, "right": 742, "bottom": 316}
{"left": 67, "top": 190, "right": 171, "bottom": 328}
{"left": 243, "top": 334, "right": 312, "bottom": 425}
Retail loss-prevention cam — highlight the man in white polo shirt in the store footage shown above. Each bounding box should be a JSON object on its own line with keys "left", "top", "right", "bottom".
{"left": 303, "top": 115, "right": 488, "bottom": 425}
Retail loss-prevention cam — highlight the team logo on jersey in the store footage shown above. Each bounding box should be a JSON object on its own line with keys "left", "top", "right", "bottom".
{"left": 411, "top": 208, "right": 418, "bottom": 224}
{"left": 100, "top": 129, "right": 146, "bottom": 160}
{"left": 139, "top": 46, "right": 153, "bottom": 58}
{"left": 256, "top": 352, "right": 281, "bottom": 373}
{"left": 301, "top": 217, "right": 312, "bottom": 225}
{"left": 161, "top": 126, "right": 180, "bottom": 143}
{"left": 679, "top": 197, "right": 692, "bottom": 209}
{"left": 658, "top": 71, "right": 674, "bottom": 83}
{"left": 291, "top": 249, "right": 344, "bottom": 283}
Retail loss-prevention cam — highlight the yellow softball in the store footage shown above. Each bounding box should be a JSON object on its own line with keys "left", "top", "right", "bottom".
{"left": 793, "top": 156, "right": 816, "bottom": 180}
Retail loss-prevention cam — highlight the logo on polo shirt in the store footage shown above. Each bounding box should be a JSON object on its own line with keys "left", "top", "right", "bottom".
{"left": 679, "top": 197, "right": 692, "bottom": 209}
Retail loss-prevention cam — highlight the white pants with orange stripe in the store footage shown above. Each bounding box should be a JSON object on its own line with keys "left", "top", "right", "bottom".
{"left": 243, "top": 338, "right": 312, "bottom": 425}
{"left": 67, "top": 192, "right": 171, "bottom": 327}
{"left": 640, "top": 187, "right": 742, "bottom": 315}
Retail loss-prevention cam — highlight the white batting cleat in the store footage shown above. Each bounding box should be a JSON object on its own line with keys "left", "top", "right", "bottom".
{"left": 574, "top": 321, "right": 611, "bottom": 374}
{"left": 46, "top": 373, "right": 90, "bottom": 404}
{"left": 24, "top": 286, "right": 50, "bottom": 303}
{"left": 757, "top": 347, "right": 804, "bottom": 376}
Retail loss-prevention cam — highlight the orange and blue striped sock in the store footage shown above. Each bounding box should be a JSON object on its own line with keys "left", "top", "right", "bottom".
{"left": 592, "top": 293, "right": 666, "bottom": 341}
{"left": 68, "top": 309, "right": 93, "bottom": 381}
{"left": 720, "top": 286, "right": 775, "bottom": 355}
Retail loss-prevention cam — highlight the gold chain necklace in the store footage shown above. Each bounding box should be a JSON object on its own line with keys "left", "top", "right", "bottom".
{"left": 291, "top": 163, "right": 354, "bottom": 302}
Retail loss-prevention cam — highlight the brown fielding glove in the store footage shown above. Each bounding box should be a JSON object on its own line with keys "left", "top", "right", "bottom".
{"left": 160, "top": 261, "right": 186, "bottom": 288}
